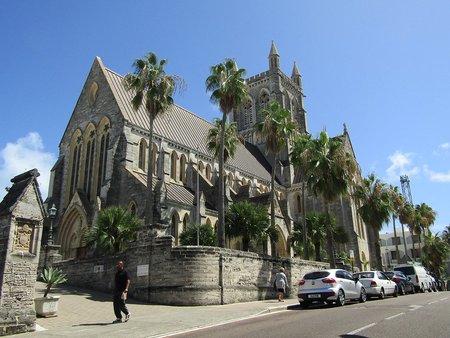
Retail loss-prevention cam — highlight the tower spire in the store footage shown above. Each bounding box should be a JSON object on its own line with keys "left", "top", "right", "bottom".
{"left": 291, "top": 62, "right": 302, "bottom": 90}
{"left": 268, "top": 40, "right": 280, "bottom": 70}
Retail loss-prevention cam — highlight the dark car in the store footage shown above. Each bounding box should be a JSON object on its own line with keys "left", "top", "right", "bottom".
{"left": 384, "top": 271, "right": 415, "bottom": 295}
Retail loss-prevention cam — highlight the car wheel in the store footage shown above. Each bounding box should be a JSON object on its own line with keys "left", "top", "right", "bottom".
{"left": 300, "top": 301, "right": 309, "bottom": 309}
{"left": 393, "top": 286, "right": 398, "bottom": 298}
{"left": 359, "top": 288, "right": 367, "bottom": 303}
{"left": 379, "top": 288, "right": 385, "bottom": 299}
{"left": 336, "top": 289, "right": 345, "bottom": 306}
{"left": 400, "top": 284, "right": 406, "bottom": 295}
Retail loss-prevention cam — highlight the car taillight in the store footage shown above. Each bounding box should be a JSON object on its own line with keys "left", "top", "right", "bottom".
{"left": 298, "top": 280, "right": 305, "bottom": 286}
{"left": 370, "top": 281, "right": 377, "bottom": 287}
{"left": 322, "top": 278, "right": 337, "bottom": 284}
{"left": 392, "top": 277, "right": 400, "bottom": 282}
{"left": 416, "top": 276, "right": 419, "bottom": 283}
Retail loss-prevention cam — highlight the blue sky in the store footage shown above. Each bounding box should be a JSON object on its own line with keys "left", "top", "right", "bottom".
{"left": 1, "top": 1, "right": 449, "bottom": 234}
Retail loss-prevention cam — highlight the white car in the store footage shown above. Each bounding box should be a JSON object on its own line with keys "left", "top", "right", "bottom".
{"left": 394, "top": 264, "right": 431, "bottom": 293}
{"left": 298, "top": 269, "right": 367, "bottom": 308}
{"left": 354, "top": 271, "right": 398, "bottom": 299}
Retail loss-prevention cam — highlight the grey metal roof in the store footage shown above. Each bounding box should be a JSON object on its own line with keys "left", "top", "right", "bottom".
{"left": 104, "top": 66, "right": 272, "bottom": 183}
{"left": 128, "top": 169, "right": 195, "bottom": 207}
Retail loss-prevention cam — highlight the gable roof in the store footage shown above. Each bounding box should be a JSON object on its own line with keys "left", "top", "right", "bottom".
{"left": 101, "top": 60, "right": 272, "bottom": 184}
{"left": 0, "top": 169, "right": 45, "bottom": 217}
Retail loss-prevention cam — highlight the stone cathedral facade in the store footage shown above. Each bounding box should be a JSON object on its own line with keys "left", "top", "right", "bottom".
{"left": 45, "top": 42, "right": 371, "bottom": 269}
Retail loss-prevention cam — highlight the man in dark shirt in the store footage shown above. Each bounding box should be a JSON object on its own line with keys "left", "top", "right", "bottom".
{"left": 113, "top": 260, "right": 131, "bottom": 323}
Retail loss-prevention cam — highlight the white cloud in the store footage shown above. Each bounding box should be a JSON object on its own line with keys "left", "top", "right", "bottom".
{"left": 0, "top": 132, "right": 56, "bottom": 201}
{"left": 423, "top": 165, "right": 450, "bottom": 183}
{"left": 385, "top": 151, "right": 420, "bottom": 183}
{"left": 439, "top": 142, "right": 450, "bottom": 149}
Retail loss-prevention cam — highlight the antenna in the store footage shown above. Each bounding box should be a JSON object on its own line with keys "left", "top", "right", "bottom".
{"left": 400, "top": 175, "right": 413, "bottom": 205}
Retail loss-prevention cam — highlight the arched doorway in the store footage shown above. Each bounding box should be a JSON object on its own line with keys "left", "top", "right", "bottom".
{"left": 274, "top": 225, "right": 288, "bottom": 257}
{"left": 58, "top": 206, "right": 88, "bottom": 259}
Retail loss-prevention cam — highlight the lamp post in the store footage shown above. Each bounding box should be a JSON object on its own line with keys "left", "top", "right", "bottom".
{"left": 48, "top": 204, "right": 57, "bottom": 245}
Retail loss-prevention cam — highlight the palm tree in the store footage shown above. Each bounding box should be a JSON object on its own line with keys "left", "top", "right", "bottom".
{"left": 289, "top": 131, "right": 312, "bottom": 260}
{"left": 442, "top": 225, "right": 450, "bottom": 243}
{"left": 225, "top": 201, "right": 275, "bottom": 251}
{"left": 388, "top": 185, "right": 404, "bottom": 263}
{"left": 179, "top": 224, "right": 217, "bottom": 246}
{"left": 206, "top": 59, "right": 248, "bottom": 248}
{"left": 124, "top": 52, "right": 182, "bottom": 228}
{"left": 207, "top": 119, "right": 242, "bottom": 163}
{"left": 413, "top": 203, "right": 436, "bottom": 255}
{"left": 257, "top": 100, "right": 296, "bottom": 231}
{"left": 86, "top": 206, "right": 141, "bottom": 255}
{"left": 399, "top": 202, "right": 415, "bottom": 260}
{"left": 306, "top": 212, "right": 329, "bottom": 262}
{"left": 422, "top": 231, "right": 449, "bottom": 278}
{"left": 353, "top": 173, "right": 391, "bottom": 270}
{"left": 302, "top": 131, "right": 357, "bottom": 268}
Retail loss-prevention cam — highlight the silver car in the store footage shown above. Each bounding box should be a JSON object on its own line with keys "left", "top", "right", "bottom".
{"left": 353, "top": 271, "right": 398, "bottom": 299}
{"left": 298, "top": 269, "right": 367, "bottom": 308}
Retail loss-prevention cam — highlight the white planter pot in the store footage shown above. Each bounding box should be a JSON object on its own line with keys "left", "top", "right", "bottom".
{"left": 34, "top": 296, "right": 60, "bottom": 317}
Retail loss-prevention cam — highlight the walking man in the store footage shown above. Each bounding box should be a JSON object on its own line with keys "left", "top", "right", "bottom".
{"left": 113, "top": 260, "right": 131, "bottom": 323}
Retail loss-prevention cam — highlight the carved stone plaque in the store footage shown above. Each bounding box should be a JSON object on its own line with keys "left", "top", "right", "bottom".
{"left": 14, "top": 222, "right": 33, "bottom": 252}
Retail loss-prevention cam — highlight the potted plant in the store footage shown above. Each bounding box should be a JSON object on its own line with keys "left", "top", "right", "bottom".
{"left": 34, "top": 267, "right": 67, "bottom": 317}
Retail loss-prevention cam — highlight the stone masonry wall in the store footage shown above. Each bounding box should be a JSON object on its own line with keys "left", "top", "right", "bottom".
{"left": 54, "top": 236, "right": 328, "bottom": 306}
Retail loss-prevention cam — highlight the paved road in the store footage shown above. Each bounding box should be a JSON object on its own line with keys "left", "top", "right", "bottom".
{"left": 174, "top": 291, "right": 450, "bottom": 338}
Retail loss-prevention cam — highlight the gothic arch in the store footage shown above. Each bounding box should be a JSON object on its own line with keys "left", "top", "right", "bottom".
{"left": 58, "top": 205, "right": 88, "bottom": 260}
{"left": 274, "top": 224, "right": 288, "bottom": 257}
{"left": 138, "top": 138, "right": 147, "bottom": 171}
{"left": 67, "top": 129, "right": 83, "bottom": 203}
{"left": 198, "top": 161, "right": 205, "bottom": 175}
{"left": 205, "top": 164, "right": 212, "bottom": 182}
{"left": 170, "top": 211, "right": 180, "bottom": 245}
{"left": 82, "top": 123, "right": 96, "bottom": 201}
{"left": 182, "top": 213, "right": 190, "bottom": 233}
{"left": 128, "top": 200, "right": 137, "bottom": 216}
{"left": 258, "top": 89, "right": 270, "bottom": 122}
{"left": 170, "top": 151, "right": 178, "bottom": 181}
{"left": 152, "top": 143, "right": 158, "bottom": 175}
{"left": 96, "top": 116, "right": 111, "bottom": 197}
{"left": 179, "top": 154, "right": 187, "bottom": 183}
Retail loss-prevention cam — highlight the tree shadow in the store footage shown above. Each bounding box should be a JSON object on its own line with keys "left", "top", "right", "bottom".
{"left": 72, "top": 322, "right": 114, "bottom": 327}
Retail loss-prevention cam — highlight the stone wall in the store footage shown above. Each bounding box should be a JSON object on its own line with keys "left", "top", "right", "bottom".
{"left": 54, "top": 236, "right": 328, "bottom": 306}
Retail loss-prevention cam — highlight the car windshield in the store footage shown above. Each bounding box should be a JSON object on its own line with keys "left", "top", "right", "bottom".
{"left": 355, "top": 272, "right": 374, "bottom": 279}
{"left": 304, "top": 271, "right": 330, "bottom": 279}
{"left": 394, "top": 266, "right": 415, "bottom": 275}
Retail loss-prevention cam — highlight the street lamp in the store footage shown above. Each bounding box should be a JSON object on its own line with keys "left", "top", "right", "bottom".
{"left": 48, "top": 204, "right": 57, "bottom": 245}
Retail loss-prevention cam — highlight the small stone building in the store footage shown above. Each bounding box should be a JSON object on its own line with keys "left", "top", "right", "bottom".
{"left": 0, "top": 169, "right": 46, "bottom": 335}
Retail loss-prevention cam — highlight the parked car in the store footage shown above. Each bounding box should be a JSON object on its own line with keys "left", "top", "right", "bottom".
{"left": 425, "top": 273, "right": 437, "bottom": 292}
{"left": 353, "top": 271, "right": 398, "bottom": 299}
{"left": 394, "top": 264, "right": 431, "bottom": 293}
{"left": 297, "top": 269, "right": 367, "bottom": 308}
{"left": 384, "top": 271, "right": 415, "bottom": 295}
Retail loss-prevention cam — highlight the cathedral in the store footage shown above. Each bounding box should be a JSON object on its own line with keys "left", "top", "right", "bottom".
{"left": 45, "top": 42, "right": 370, "bottom": 269}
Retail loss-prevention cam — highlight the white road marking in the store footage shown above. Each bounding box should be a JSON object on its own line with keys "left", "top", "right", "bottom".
{"left": 35, "top": 324, "right": 47, "bottom": 331}
{"left": 385, "top": 312, "right": 405, "bottom": 320}
{"left": 347, "top": 323, "right": 376, "bottom": 335}
{"left": 409, "top": 305, "right": 423, "bottom": 311}
{"left": 439, "top": 297, "right": 448, "bottom": 301}
{"left": 428, "top": 301, "right": 438, "bottom": 305}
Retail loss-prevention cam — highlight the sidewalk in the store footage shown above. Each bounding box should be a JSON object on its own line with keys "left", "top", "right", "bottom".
{"left": 16, "top": 283, "right": 299, "bottom": 337}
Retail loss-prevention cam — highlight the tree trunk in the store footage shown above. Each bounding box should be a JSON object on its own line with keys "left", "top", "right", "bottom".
{"left": 392, "top": 215, "right": 399, "bottom": 264}
{"left": 302, "top": 181, "right": 309, "bottom": 260}
{"left": 314, "top": 242, "right": 321, "bottom": 261}
{"left": 324, "top": 201, "right": 336, "bottom": 269}
{"left": 270, "top": 154, "right": 276, "bottom": 229}
{"left": 217, "top": 110, "right": 227, "bottom": 248}
{"left": 145, "top": 117, "right": 155, "bottom": 228}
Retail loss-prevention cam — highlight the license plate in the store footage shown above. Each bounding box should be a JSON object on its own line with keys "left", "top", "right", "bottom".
{"left": 308, "top": 294, "right": 321, "bottom": 299}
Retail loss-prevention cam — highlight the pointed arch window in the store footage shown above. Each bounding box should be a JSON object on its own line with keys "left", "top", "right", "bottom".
{"left": 183, "top": 214, "right": 189, "bottom": 233}
{"left": 258, "top": 91, "right": 270, "bottom": 122}
{"left": 70, "top": 136, "right": 82, "bottom": 197}
{"left": 138, "top": 139, "right": 147, "bottom": 171}
{"left": 296, "top": 194, "right": 302, "bottom": 213}
{"left": 170, "top": 151, "right": 178, "bottom": 181}
{"left": 206, "top": 164, "right": 212, "bottom": 182}
{"left": 198, "top": 161, "right": 205, "bottom": 175}
{"left": 152, "top": 143, "right": 158, "bottom": 175}
{"left": 83, "top": 133, "right": 96, "bottom": 200}
{"left": 179, "top": 154, "right": 187, "bottom": 183}
{"left": 97, "top": 125, "right": 110, "bottom": 196}
{"left": 228, "top": 172, "right": 234, "bottom": 188}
